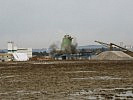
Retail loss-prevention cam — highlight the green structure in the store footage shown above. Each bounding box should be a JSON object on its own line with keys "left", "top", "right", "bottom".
{"left": 61, "top": 35, "right": 73, "bottom": 52}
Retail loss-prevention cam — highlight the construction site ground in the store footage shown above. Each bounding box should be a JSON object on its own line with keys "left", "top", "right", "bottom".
{"left": 0, "top": 60, "right": 133, "bottom": 100}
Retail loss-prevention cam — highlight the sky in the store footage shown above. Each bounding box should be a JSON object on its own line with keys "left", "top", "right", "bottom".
{"left": 0, "top": 0, "right": 133, "bottom": 49}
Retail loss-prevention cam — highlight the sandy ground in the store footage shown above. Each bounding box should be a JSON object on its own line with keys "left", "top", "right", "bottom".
{"left": 0, "top": 60, "right": 133, "bottom": 100}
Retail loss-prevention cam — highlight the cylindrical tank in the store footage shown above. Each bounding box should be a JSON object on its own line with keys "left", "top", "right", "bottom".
{"left": 61, "top": 35, "right": 73, "bottom": 51}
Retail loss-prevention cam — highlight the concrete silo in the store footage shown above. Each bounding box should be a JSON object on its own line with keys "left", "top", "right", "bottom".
{"left": 8, "top": 41, "right": 17, "bottom": 53}
{"left": 61, "top": 35, "right": 73, "bottom": 52}
{"left": 8, "top": 41, "right": 14, "bottom": 53}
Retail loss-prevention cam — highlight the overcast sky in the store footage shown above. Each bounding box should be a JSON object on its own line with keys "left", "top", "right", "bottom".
{"left": 0, "top": 0, "right": 133, "bottom": 49}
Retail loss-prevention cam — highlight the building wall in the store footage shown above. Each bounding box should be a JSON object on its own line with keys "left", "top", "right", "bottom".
{"left": 27, "top": 48, "right": 32, "bottom": 58}
{"left": 17, "top": 48, "right": 32, "bottom": 58}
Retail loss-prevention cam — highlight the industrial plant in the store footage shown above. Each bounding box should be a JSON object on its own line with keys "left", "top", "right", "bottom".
{"left": 0, "top": 36, "right": 133, "bottom": 100}
{"left": 0, "top": 35, "right": 133, "bottom": 62}
{"left": 1, "top": 0, "right": 133, "bottom": 99}
{"left": 0, "top": 42, "right": 32, "bottom": 62}
{"left": 46, "top": 35, "right": 133, "bottom": 60}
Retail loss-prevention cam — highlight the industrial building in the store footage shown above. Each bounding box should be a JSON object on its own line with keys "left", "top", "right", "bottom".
{"left": 7, "top": 41, "right": 32, "bottom": 61}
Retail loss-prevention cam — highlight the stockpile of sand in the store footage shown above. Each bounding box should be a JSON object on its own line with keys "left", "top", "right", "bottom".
{"left": 95, "top": 51, "right": 133, "bottom": 60}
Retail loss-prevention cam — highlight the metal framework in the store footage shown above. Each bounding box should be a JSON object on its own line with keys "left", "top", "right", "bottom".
{"left": 95, "top": 40, "right": 133, "bottom": 53}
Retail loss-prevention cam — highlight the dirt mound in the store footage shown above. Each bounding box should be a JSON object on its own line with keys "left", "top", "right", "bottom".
{"left": 95, "top": 51, "right": 133, "bottom": 60}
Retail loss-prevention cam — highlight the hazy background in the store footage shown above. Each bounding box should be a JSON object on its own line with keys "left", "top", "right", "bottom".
{"left": 0, "top": 0, "right": 133, "bottom": 49}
